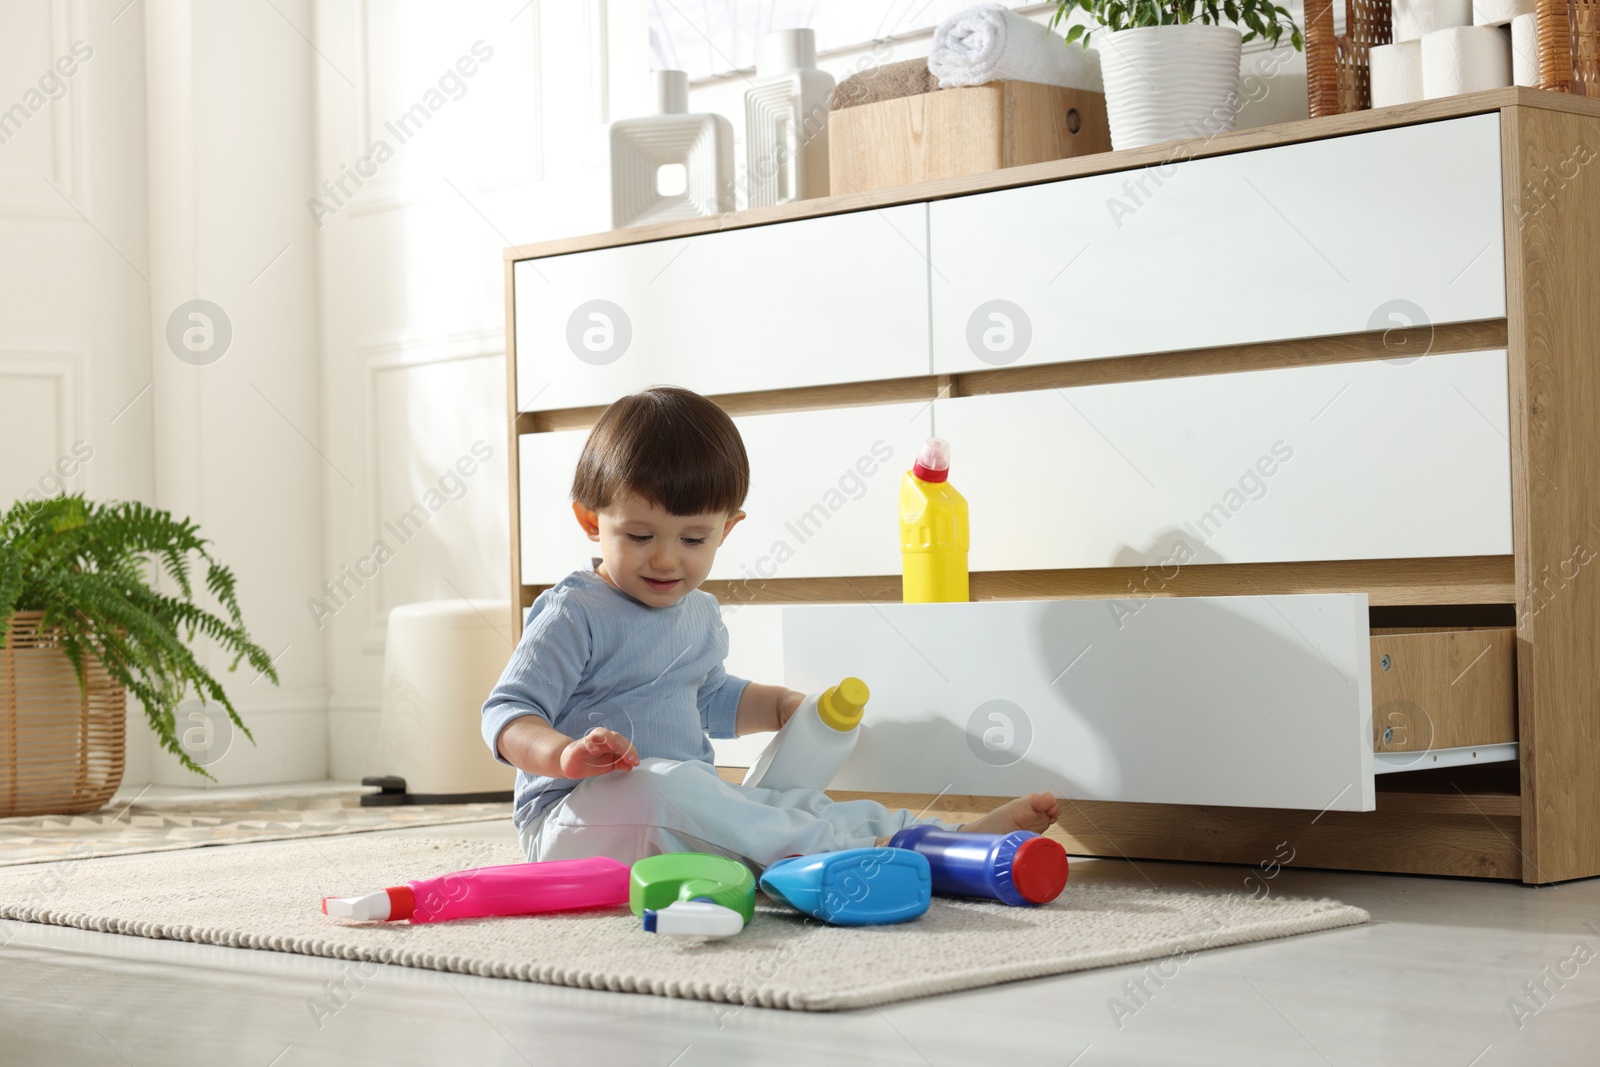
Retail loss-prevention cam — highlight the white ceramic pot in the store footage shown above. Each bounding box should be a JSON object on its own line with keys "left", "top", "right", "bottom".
{"left": 1096, "top": 24, "right": 1244, "bottom": 150}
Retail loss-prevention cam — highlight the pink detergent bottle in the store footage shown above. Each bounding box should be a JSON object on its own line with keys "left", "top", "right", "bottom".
{"left": 321, "top": 857, "right": 630, "bottom": 923}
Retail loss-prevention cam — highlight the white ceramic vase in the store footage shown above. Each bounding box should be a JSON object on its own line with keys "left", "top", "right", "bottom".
{"left": 1096, "top": 24, "right": 1243, "bottom": 150}
{"left": 744, "top": 29, "right": 835, "bottom": 208}
{"left": 609, "top": 70, "right": 735, "bottom": 229}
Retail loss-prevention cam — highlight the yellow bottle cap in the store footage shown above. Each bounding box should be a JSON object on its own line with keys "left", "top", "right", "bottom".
{"left": 817, "top": 677, "right": 869, "bottom": 732}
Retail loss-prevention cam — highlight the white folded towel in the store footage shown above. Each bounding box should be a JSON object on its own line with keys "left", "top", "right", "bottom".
{"left": 929, "top": 3, "right": 1102, "bottom": 92}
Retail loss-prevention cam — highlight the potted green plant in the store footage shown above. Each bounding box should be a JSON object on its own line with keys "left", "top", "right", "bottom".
{"left": 1051, "top": 0, "right": 1302, "bottom": 149}
{"left": 0, "top": 495, "right": 278, "bottom": 814}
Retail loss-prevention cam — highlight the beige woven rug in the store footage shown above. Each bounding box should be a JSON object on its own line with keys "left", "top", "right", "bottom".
{"left": 0, "top": 836, "right": 1368, "bottom": 1011}
{"left": 0, "top": 789, "right": 510, "bottom": 867}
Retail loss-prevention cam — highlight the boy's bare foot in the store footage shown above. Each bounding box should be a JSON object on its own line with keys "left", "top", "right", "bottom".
{"left": 872, "top": 793, "right": 1061, "bottom": 847}
{"left": 959, "top": 792, "right": 1061, "bottom": 836}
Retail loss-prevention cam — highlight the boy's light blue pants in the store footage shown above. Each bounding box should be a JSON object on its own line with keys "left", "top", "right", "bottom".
{"left": 517, "top": 757, "right": 964, "bottom": 870}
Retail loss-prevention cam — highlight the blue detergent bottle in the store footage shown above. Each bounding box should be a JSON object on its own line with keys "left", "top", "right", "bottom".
{"left": 758, "top": 847, "right": 931, "bottom": 926}
{"left": 887, "top": 825, "right": 1068, "bottom": 907}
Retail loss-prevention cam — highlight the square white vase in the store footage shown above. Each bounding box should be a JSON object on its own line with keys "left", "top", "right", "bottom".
{"left": 610, "top": 70, "right": 735, "bottom": 229}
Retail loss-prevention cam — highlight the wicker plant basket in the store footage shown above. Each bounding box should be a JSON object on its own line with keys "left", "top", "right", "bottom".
{"left": 0, "top": 611, "right": 126, "bottom": 817}
{"left": 1307, "top": 0, "right": 1600, "bottom": 116}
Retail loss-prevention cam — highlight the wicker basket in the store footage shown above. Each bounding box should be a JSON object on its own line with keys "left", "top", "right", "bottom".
{"left": 1540, "top": 0, "right": 1600, "bottom": 94}
{"left": 0, "top": 611, "right": 127, "bottom": 817}
{"left": 1306, "top": 0, "right": 1600, "bottom": 116}
{"left": 1306, "top": 1, "right": 1392, "bottom": 118}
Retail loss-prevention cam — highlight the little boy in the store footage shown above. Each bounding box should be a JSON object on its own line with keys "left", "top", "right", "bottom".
{"left": 481, "top": 385, "right": 1060, "bottom": 869}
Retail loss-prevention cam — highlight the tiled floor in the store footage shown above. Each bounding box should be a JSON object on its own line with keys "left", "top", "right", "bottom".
{"left": 1, "top": 782, "right": 1597, "bottom": 1066}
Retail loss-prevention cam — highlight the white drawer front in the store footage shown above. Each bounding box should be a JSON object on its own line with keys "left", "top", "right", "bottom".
{"left": 519, "top": 430, "right": 592, "bottom": 585}
{"left": 783, "top": 596, "right": 1376, "bottom": 811}
{"left": 714, "top": 402, "right": 929, "bottom": 582}
{"left": 930, "top": 114, "right": 1505, "bottom": 372}
{"left": 935, "top": 349, "right": 1513, "bottom": 571}
{"left": 514, "top": 204, "right": 930, "bottom": 412}
{"left": 712, "top": 603, "right": 786, "bottom": 767}
{"left": 519, "top": 401, "right": 929, "bottom": 585}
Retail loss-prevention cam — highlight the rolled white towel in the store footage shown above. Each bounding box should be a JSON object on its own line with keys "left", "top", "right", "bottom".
{"left": 929, "top": 3, "right": 1102, "bottom": 92}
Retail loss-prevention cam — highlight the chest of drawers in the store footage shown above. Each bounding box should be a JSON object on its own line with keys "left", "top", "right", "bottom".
{"left": 505, "top": 88, "right": 1600, "bottom": 884}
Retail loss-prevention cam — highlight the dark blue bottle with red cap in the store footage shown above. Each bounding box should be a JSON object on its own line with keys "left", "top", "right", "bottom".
{"left": 887, "top": 825, "right": 1068, "bottom": 906}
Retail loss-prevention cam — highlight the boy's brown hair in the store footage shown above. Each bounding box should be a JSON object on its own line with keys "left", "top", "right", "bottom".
{"left": 571, "top": 386, "right": 749, "bottom": 516}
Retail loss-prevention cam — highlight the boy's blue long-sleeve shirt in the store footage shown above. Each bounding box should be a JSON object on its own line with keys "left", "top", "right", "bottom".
{"left": 481, "top": 557, "right": 750, "bottom": 830}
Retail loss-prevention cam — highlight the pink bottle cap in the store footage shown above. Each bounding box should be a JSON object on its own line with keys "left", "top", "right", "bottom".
{"left": 912, "top": 437, "right": 951, "bottom": 483}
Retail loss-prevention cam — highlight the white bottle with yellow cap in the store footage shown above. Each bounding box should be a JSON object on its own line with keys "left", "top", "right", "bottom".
{"left": 741, "top": 677, "right": 869, "bottom": 792}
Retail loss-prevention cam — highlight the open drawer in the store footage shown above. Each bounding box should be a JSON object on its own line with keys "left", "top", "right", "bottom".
{"left": 1370, "top": 626, "right": 1517, "bottom": 774}
{"left": 778, "top": 598, "right": 1518, "bottom": 814}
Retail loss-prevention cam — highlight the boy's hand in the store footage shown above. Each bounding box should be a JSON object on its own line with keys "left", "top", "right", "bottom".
{"left": 776, "top": 689, "right": 805, "bottom": 728}
{"left": 559, "top": 727, "right": 640, "bottom": 778}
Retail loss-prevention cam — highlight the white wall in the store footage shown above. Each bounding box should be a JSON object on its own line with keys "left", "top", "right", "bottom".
{"left": 1, "top": 1, "right": 156, "bottom": 786}
{"left": 2, "top": 0, "right": 326, "bottom": 790}
{"left": 311, "top": 0, "right": 651, "bottom": 780}
{"left": 141, "top": 0, "right": 328, "bottom": 786}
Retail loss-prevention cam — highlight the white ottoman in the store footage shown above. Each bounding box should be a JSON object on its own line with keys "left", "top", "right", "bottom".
{"left": 364, "top": 599, "right": 516, "bottom": 805}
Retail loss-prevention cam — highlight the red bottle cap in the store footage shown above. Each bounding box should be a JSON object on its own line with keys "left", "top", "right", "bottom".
{"left": 1010, "top": 836, "right": 1069, "bottom": 904}
{"left": 385, "top": 884, "right": 416, "bottom": 921}
{"left": 912, "top": 437, "right": 951, "bottom": 483}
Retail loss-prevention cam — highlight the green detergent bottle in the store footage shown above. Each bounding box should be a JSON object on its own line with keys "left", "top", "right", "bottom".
{"left": 629, "top": 852, "right": 757, "bottom": 924}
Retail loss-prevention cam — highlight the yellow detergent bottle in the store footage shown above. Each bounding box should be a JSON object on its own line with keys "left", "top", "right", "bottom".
{"left": 900, "top": 436, "right": 969, "bottom": 603}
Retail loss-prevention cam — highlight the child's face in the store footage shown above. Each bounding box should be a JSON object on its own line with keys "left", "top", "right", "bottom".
{"left": 573, "top": 493, "right": 744, "bottom": 607}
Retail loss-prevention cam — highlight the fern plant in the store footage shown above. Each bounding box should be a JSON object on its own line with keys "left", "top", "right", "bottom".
{"left": 1051, "top": 0, "right": 1303, "bottom": 49}
{"left": 0, "top": 495, "right": 278, "bottom": 779}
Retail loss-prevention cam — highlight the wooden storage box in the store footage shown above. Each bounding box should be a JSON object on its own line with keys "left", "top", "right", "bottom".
{"left": 827, "top": 81, "right": 1110, "bottom": 195}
